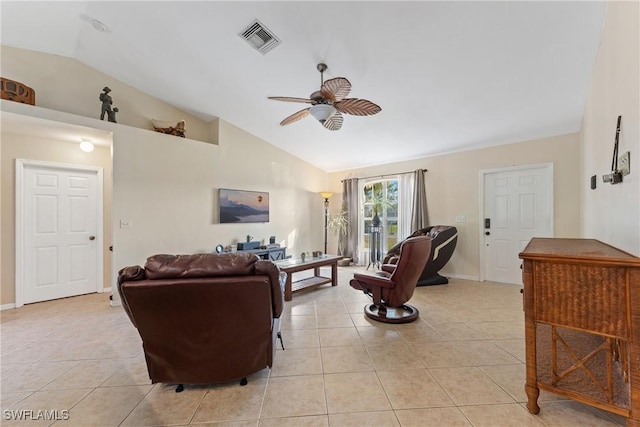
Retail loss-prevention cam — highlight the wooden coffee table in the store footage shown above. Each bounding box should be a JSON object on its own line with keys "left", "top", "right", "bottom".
{"left": 274, "top": 255, "right": 341, "bottom": 301}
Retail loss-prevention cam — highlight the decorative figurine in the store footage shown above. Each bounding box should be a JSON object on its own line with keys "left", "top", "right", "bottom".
{"left": 107, "top": 107, "right": 118, "bottom": 123}
{"left": 99, "top": 86, "right": 113, "bottom": 120}
{"left": 151, "top": 119, "right": 186, "bottom": 138}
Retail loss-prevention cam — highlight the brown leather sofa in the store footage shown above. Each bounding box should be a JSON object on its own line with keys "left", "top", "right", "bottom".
{"left": 118, "top": 253, "right": 285, "bottom": 390}
{"left": 383, "top": 225, "right": 458, "bottom": 286}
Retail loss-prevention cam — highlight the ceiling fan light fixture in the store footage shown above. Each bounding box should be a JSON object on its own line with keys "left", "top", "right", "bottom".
{"left": 269, "top": 62, "right": 380, "bottom": 130}
{"left": 309, "top": 104, "right": 336, "bottom": 123}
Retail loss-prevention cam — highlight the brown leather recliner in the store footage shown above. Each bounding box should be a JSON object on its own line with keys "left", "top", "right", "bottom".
{"left": 350, "top": 236, "right": 432, "bottom": 323}
{"left": 383, "top": 225, "right": 458, "bottom": 286}
{"left": 118, "top": 253, "right": 285, "bottom": 391}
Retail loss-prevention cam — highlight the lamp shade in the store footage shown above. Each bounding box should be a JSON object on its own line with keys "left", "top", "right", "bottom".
{"left": 319, "top": 191, "right": 334, "bottom": 200}
{"left": 309, "top": 104, "right": 336, "bottom": 123}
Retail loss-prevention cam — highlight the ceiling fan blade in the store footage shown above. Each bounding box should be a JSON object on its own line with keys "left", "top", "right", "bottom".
{"left": 280, "top": 108, "right": 310, "bottom": 126}
{"left": 268, "top": 96, "right": 314, "bottom": 104}
{"left": 323, "top": 111, "right": 343, "bottom": 131}
{"left": 334, "top": 98, "right": 381, "bottom": 116}
{"left": 320, "top": 77, "right": 351, "bottom": 102}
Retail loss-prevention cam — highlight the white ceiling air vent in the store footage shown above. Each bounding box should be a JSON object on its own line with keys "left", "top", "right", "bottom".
{"left": 239, "top": 19, "right": 281, "bottom": 54}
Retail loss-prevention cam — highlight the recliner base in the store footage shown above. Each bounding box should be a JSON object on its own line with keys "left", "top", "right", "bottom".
{"left": 417, "top": 273, "right": 449, "bottom": 286}
{"left": 364, "top": 303, "right": 419, "bottom": 324}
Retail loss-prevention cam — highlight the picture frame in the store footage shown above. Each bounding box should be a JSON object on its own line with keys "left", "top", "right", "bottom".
{"left": 219, "top": 188, "right": 269, "bottom": 223}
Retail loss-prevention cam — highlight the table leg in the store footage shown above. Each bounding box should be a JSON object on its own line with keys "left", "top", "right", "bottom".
{"left": 284, "top": 273, "right": 292, "bottom": 301}
{"left": 522, "top": 261, "right": 540, "bottom": 414}
{"left": 525, "top": 318, "right": 540, "bottom": 414}
{"left": 331, "top": 261, "right": 337, "bottom": 286}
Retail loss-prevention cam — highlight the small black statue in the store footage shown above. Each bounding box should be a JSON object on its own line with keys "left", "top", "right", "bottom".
{"left": 107, "top": 107, "right": 118, "bottom": 123}
{"left": 99, "top": 86, "right": 113, "bottom": 120}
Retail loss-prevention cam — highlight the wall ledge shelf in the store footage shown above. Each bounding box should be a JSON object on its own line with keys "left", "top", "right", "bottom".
{"left": 0, "top": 99, "right": 218, "bottom": 146}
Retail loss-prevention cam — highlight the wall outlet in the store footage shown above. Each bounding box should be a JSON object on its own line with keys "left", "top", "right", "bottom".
{"left": 455, "top": 215, "right": 466, "bottom": 223}
{"left": 619, "top": 151, "right": 630, "bottom": 176}
{"left": 120, "top": 219, "right": 132, "bottom": 229}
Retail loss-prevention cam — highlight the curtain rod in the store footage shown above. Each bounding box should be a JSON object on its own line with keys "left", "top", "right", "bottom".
{"left": 341, "top": 169, "right": 427, "bottom": 183}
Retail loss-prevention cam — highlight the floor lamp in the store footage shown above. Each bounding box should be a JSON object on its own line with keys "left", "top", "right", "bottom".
{"left": 319, "top": 192, "right": 334, "bottom": 254}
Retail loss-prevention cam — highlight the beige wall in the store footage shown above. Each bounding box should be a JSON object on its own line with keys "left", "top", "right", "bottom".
{"left": 1, "top": 46, "right": 218, "bottom": 143}
{"left": 1, "top": 47, "right": 328, "bottom": 307}
{"left": 328, "top": 133, "right": 581, "bottom": 280}
{"left": 1, "top": 131, "right": 113, "bottom": 305}
{"left": 111, "top": 118, "right": 328, "bottom": 287}
{"left": 110, "top": 116, "right": 328, "bottom": 306}
{"left": 580, "top": 0, "right": 640, "bottom": 256}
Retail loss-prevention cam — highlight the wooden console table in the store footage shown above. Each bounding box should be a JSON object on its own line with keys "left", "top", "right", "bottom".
{"left": 519, "top": 238, "right": 640, "bottom": 426}
{"left": 274, "top": 255, "right": 341, "bottom": 301}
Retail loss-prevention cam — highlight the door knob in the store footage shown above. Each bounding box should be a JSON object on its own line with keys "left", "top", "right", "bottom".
{"left": 485, "top": 231, "right": 490, "bottom": 236}
{"left": 89, "top": 236, "right": 96, "bottom": 240}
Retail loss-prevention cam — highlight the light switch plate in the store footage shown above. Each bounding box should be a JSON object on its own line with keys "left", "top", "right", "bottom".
{"left": 619, "top": 151, "right": 630, "bottom": 176}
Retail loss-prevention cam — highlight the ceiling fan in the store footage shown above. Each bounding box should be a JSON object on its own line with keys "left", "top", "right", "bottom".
{"left": 268, "top": 63, "right": 381, "bottom": 131}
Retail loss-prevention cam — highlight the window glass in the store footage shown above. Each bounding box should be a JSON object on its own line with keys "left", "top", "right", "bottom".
{"left": 361, "top": 179, "right": 399, "bottom": 256}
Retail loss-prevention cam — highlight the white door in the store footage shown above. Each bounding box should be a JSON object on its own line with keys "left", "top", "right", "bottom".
{"left": 482, "top": 164, "right": 553, "bottom": 284}
{"left": 17, "top": 160, "right": 103, "bottom": 305}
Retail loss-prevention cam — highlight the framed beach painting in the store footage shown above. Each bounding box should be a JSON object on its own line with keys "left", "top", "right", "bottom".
{"left": 219, "top": 189, "right": 269, "bottom": 223}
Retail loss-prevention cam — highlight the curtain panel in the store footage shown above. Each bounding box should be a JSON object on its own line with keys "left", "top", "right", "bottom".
{"left": 342, "top": 178, "right": 359, "bottom": 264}
{"left": 411, "top": 169, "right": 428, "bottom": 230}
{"left": 398, "top": 173, "right": 415, "bottom": 240}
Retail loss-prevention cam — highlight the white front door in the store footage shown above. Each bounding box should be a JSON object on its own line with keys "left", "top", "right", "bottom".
{"left": 16, "top": 160, "right": 103, "bottom": 306}
{"left": 481, "top": 163, "right": 553, "bottom": 285}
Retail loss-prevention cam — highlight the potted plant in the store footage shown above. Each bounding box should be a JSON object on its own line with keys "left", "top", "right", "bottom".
{"left": 328, "top": 201, "right": 351, "bottom": 266}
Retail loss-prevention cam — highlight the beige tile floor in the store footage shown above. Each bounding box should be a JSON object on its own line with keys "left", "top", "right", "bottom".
{"left": 0, "top": 266, "right": 628, "bottom": 426}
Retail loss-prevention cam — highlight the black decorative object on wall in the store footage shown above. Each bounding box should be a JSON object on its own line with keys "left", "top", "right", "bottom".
{"left": 602, "top": 115, "right": 624, "bottom": 185}
{"left": 99, "top": 86, "right": 113, "bottom": 120}
{"left": 107, "top": 107, "right": 118, "bottom": 123}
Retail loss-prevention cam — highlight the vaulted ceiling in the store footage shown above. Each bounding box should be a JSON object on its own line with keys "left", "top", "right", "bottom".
{"left": 1, "top": 1, "right": 607, "bottom": 171}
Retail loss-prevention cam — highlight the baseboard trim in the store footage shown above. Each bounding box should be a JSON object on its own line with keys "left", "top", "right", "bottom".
{"left": 110, "top": 300, "right": 122, "bottom": 307}
{"left": 443, "top": 273, "right": 480, "bottom": 282}
{"left": 2, "top": 288, "right": 115, "bottom": 310}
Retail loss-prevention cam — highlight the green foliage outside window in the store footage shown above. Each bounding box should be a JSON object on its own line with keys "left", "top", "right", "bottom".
{"left": 362, "top": 180, "right": 398, "bottom": 251}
